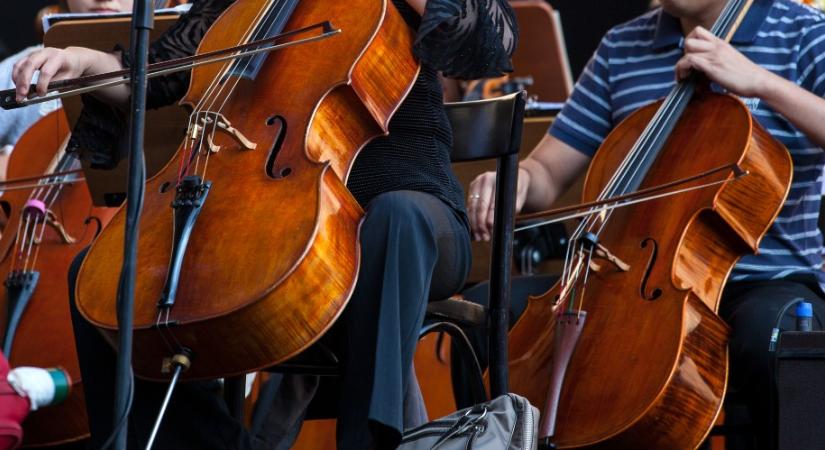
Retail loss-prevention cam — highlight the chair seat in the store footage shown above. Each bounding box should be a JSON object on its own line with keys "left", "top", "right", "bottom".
{"left": 267, "top": 296, "right": 485, "bottom": 377}
{"left": 426, "top": 296, "right": 486, "bottom": 327}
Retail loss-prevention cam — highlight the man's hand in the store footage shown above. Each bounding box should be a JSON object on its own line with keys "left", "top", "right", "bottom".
{"left": 675, "top": 26, "right": 772, "bottom": 98}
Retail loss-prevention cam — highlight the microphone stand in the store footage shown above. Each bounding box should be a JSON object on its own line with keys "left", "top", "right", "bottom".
{"left": 113, "top": 0, "right": 153, "bottom": 448}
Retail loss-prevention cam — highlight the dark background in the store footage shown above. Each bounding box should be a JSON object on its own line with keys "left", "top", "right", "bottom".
{"left": 0, "top": 1, "right": 57, "bottom": 59}
{"left": 547, "top": 0, "right": 652, "bottom": 75}
{"left": 0, "top": 0, "right": 653, "bottom": 77}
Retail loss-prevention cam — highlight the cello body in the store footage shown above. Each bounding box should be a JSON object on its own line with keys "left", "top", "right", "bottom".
{"left": 75, "top": 0, "right": 420, "bottom": 380}
{"left": 0, "top": 110, "right": 116, "bottom": 447}
{"left": 506, "top": 89, "right": 791, "bottom": 448}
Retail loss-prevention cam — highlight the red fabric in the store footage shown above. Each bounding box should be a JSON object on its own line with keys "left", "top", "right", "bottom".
{"left": 0, "top": 350, "right": 29, "bottom": 450}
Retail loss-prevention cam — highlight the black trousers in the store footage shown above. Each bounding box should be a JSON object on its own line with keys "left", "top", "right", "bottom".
{"left": 68, "top": 190, "right": 470, "bottom": 450}
{"left": 719, "top": 279, "right": 825, "bottom": 450}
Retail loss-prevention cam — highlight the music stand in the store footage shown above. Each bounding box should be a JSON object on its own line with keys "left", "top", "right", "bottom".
{"left": 43, "top": 13, "right": 188, "bottom": 206}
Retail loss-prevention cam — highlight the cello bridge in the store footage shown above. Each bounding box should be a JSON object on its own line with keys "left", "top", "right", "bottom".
{"left": 589, "top": 243, "right": 630, "bottom": 273}
{"left": 32, "top": 210, "right": 76, "bottom": 245}
{"left": 189, "top": 112, "right": 258, "bottom": 153}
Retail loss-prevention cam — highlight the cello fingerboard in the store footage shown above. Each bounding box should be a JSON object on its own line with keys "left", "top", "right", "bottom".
{"left": 228, "top": 0, "right": 299, "bottom": 81}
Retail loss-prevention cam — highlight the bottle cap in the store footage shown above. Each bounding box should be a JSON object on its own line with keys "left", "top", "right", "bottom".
{"left": 47, "top": 368, "right": 70, "bottom": 406}
{"left": 796, "top": 301, "right": 814, "bottom": 319}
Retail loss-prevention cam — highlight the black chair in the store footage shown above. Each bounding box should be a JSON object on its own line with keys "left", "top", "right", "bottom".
{"left": 226, "top": 91, "right": 528, "bottom": 427}
{"left": 429, "top": 90, "right": 527, "bottom": 401}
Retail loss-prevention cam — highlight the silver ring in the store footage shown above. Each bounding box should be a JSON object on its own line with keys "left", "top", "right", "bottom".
{"left": 469, "top": 193, "right": 481, "bottom": 200}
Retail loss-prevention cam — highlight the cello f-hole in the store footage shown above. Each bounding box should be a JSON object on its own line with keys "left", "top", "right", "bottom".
{"left": 640, "top": 237, "right": 662, "bottom": 300}
{"left": 84, "top": 216, "right": 104, "bottom": 239}
{"left": 264, "top": 115, "right": 287, "bottom": 179}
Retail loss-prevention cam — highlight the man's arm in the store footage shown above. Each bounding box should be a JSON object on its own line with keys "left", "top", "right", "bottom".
{"left": 676, "top": 26, "right": 825, "bottom": 148}
{"left": 467, "top": 134, "right": 591, "bottom": 241}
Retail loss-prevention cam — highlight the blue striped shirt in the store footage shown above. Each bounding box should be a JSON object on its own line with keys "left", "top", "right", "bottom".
{"left": 550, "top": 0, "right": 825, "bottom": 289}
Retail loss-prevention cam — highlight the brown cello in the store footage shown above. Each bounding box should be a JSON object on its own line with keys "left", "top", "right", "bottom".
{"left": 74, "top": 0, "right": 420, "bottom": 380}
{"left": 0, "top": 109, "right": 116, "bottom": 447}
{"left": 504, "top": 0, "right": 792, "bottom": 448}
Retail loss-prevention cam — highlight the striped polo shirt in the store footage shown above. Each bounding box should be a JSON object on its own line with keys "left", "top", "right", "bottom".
{"left": 550, "top": 0, "right": 825, "bottom": 289}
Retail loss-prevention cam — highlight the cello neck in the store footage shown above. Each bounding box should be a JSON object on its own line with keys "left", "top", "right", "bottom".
{"left": 601, "top": 0, "right": 755, "bottom": 200}
{"left": 714, "top": 0, "right": 755, "bottom": 43}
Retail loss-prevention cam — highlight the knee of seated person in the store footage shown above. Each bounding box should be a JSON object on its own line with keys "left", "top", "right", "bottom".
{"left": 362, "top": 191, "right": 431, "bottom": 233}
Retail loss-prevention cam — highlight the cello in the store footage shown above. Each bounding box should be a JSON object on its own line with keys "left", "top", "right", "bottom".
{"left": 504, "top": 0, "right": 792, "bottom": 448}
{"left": 0, "top": 109, "right": 116, "bottom": 447}
{"left": 74, "top": 0, "right": 420, "bottom": 380}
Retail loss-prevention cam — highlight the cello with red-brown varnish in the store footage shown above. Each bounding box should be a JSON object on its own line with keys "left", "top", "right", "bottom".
{"left": 503, "top": 0, "right": 792, "bottom": 448}
{"left": 75, "top": 0, "right": 420, "bottom": 380}
{"left": 0, "top": 109, "right": 116, "bottom": 447}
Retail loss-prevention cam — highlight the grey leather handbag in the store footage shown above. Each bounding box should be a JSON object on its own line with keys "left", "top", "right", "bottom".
{"left": 398, "top": 394, "right": 539, "bottom": 450}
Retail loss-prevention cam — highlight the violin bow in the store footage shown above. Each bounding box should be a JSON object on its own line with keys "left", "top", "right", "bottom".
{"left": 515, "top": 163, "right": 748, "bottom": 231}
{"left": 0, "top": 21, "right": 340, "bottom": 110}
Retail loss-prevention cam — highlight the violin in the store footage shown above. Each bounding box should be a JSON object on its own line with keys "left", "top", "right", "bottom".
{"left": 0, "top": 109, "right": 116, "bottom": 447}
{"left": 71, "top": 0, "right": 421, "bottom": 380}
{"left": 503, "top": 0, "right": 792, "bottom": 447}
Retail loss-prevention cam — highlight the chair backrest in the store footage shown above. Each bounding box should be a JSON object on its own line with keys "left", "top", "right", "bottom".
{"left": 445, "top": 91, "right": 527, "bottom": 163}
{"left": 444, "top": 91, "right": 527, "bottom": 398}
{"left": 510, "top": 0, "right": 574, "bottom": 102}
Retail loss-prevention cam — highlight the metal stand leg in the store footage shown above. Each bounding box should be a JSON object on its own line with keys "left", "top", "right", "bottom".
{"left": 144, "top": 352, "right": 191, "bottom": 450}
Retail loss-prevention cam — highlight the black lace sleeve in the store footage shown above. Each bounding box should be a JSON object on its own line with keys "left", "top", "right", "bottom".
{"left": 68, "top": 0, "right": 234, "bottom": 168}
{"left": 414, "top": 0, "right": 518, "bottom": 80}
{"left": 123, "top": 0, "right": 236, "bottom": 109}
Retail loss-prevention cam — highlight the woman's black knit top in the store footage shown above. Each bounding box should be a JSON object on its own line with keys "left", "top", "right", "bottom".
{"left": 69, "top": 0, "right": 517, "bottom": 217}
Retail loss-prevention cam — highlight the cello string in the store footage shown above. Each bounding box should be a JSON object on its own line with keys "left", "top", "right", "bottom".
{"left": 8, "top": 120, "right": 61, "bottom": 274}
{"left": 190, "top": 0, "right": 281, "bottom": 117}
{"left": 564, "top": 0, "right": 743, "bottom": 300}
{"left": 586, "top": 0, "right": 740, "bottom": 213}
{"left": 556, "top": 82, "right": 685, "bottom": 291}
{"left": 180, "top": 1, "right": 287, "bottom": 189}
{"left": 10, "top": 214, "right": 29, "bottom": 273}
{"left": 181, "top": 0, "right": 280, "bottom": 181}
{"left": 194, "top": 0, "right": 289, "bottom": 180}
{"left": 201, "top": 0, "right": 293, "bottom": 122}
{"left": 564, "top": 75, "right": 693, "bottom": 259}
{"left": 205, "top": 0, "right": 291, "bottom": 123}
{"left": 19, "top": 156, "right": 75, "bottom": 271}
{"left": 159, "top": 1, "right": 291, "bottom": 328}
{"left": 558, "top": 82, "right": 695, "bottom": 294}
{"left": 194, "top": 0, "right": 289, "bottom": 152}
{"left": 599, "top": 0, "right": 740, "bottom": 202}
{"left": 584, "top": 0, "right": 742, "bottom": 237}
{"left": 558, "top": 0, "right": 742, "bottom": 298}
{"left": 581, "top": 0, "right": 740, "bottom": 233}
{"left": 199, "top": 0, "right": 294, "bottom": 180}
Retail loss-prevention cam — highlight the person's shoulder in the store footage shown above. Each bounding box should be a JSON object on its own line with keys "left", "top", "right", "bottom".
{"left": 769, "top": 0, "right": 825, "bottom": 31}
{"left": 603, "top": 8, "right": 661, "bottom": 43}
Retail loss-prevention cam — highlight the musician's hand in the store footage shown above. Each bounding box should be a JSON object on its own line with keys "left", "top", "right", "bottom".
{"left": 675, "top": 26, "right": 772, "bottom": 98}
{"left": 467, "top": 167, "right": 530, "bottom": 242}
{"left": 12, "top": 47, "right": 101, "bottom": 102}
